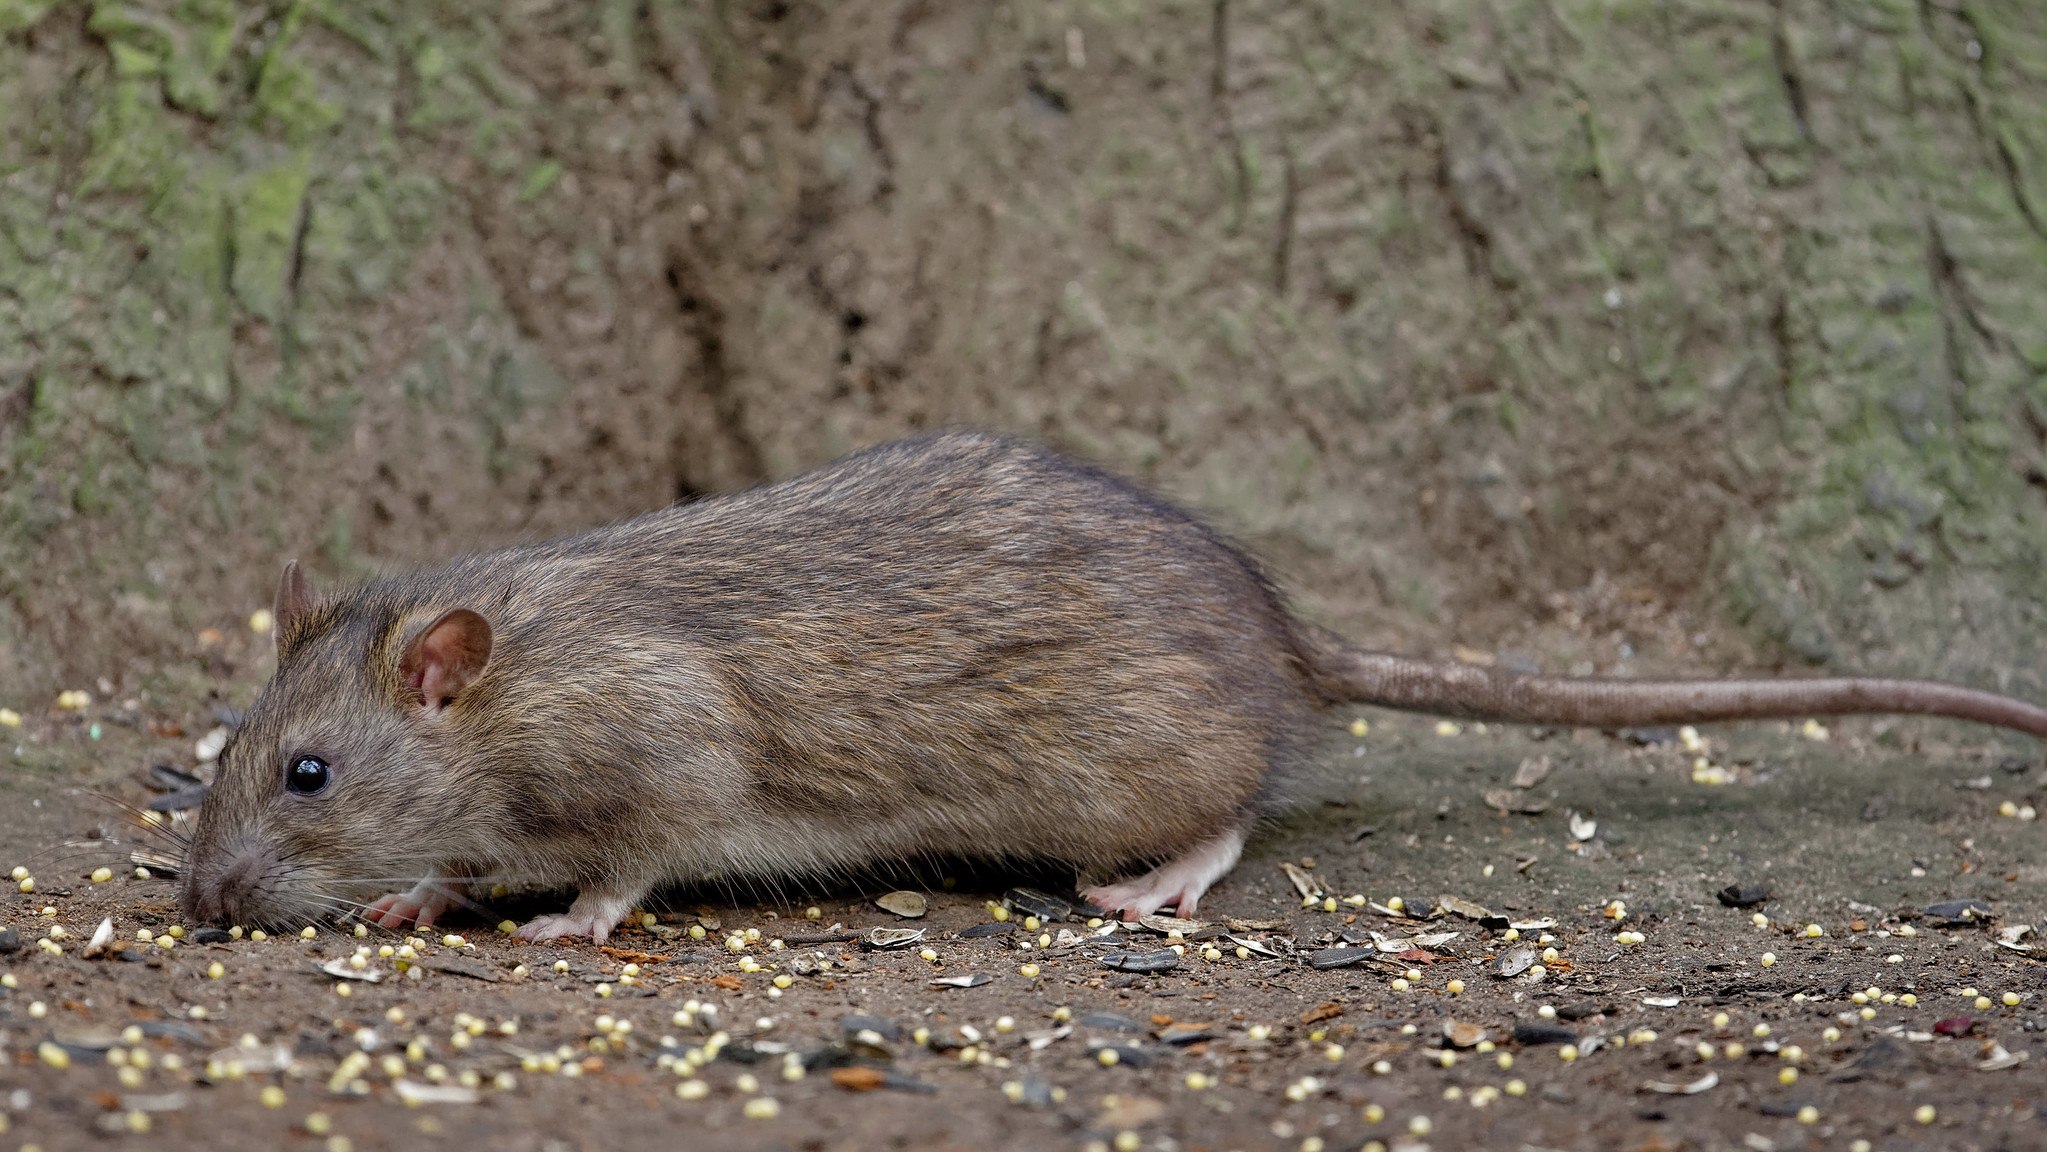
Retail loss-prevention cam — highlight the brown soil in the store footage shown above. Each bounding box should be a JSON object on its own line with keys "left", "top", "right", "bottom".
{"left": 2, "top": 665, "right": 2042, "bottom": 1152}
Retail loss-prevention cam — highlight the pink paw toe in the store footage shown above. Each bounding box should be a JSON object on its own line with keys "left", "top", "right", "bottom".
{"left": 516, "top": 913, "right": 617, "bottom": 944}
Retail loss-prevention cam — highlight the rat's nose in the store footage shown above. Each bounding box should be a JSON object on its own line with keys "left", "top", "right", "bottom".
{"left": 181, "top": 852, "right": 263, "bottom": 927}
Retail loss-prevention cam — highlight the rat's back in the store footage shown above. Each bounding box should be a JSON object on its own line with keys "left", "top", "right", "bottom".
{"left": 440, "top": 431, "right": 1319, "bottom": 878}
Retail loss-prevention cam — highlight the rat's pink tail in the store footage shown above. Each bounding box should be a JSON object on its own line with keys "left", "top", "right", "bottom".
{"left": 1297, "top": 629, "right": 2047, "bottom": 738}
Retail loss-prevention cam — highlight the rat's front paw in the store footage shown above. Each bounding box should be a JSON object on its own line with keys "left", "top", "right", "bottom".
{"left": 364, "top": 881, "right": 457, "bottom": 929}
{"left": 515, "top": 890, "right": 634, "bottom": 943}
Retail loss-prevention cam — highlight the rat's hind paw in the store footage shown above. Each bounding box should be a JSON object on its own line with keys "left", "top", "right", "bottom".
{"left": 364, "top": 882, "right": 456, "bottom": 930}
{"left": 1081, "top": 824, "right": 1249, "bottom": 922}
{"left": 515, "top": 890, "right": 635, "bottom": 943}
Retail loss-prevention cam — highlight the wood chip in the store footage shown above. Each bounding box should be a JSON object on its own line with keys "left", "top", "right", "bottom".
{"left": 1443, "top": 1019, "right": 1485, "bottom": 1048}
{"left": 416, "top": 955, "right": 502, "bottom": 982}
{"left": 1024, "top": 1024, "right": 1071, "bottom": 1050}
{"left": 1642, "top": 1071, "right": 1718, "bottom": 1095}
{"left": 393, "top": 1079, "right": 479, "bottom": 1105}
{"left": 320, "top": 958, "right": 384, "bottom": 983}
{"left": 1435, "top": 895, "right": 1493, "bottom": 921}
{"left": 1299, "top": 1002, "right": 1344, "bottom": 1024}
{"left": 1978, "top": 1044, "right": 2028, "bottom": 1072}
{"left": 1484, "top": 789, "right": 1549, "bottom": 815}
{"left": 1093, "top": 1096, "right": 1165, "bottom": 1128}
{"left": 830, "top": 1066, "right": 887, "bottom": 1091}
{"left": 1281, "top": 862, "right": 1323, "bottom": 900}
{"left": 82, "top": 918, "right": 115, "bottom": 959}
{"left": 598, "top": 946, "right": 670, "bottom": 965}
{"left": 1511, "top": 755, "right": 1553, "bottom": 789}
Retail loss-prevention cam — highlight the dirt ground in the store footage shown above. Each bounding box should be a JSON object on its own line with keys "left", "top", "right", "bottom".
{"left": 1, "top": 632, "right": 2041, "bottom": 1152}
{"left": 5, "top": 4, "right": 2047, "bottom": 1151}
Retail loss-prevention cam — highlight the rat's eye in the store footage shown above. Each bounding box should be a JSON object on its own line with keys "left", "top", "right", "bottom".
{"left": 285, "top": 755, "right": 331, "bottom": 796}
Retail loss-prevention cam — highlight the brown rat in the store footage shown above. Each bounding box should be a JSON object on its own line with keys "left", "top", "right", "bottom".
{"left": 178, "top": 432, "right": 2047, "bottom": 940}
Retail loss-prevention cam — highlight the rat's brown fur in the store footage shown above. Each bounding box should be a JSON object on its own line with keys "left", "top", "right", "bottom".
{"left": 182, "top": 433, "right": 1319, "bottom": 929}
{"left": 180, "top": 431, "right": 2047, "bottom": 934}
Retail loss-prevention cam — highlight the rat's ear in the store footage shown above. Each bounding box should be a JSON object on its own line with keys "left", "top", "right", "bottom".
{"left": 273, "top": 560, "right": 315, "bottom": 656}
{"left": 398, "top": 609, "right": 493, "bottom": 716}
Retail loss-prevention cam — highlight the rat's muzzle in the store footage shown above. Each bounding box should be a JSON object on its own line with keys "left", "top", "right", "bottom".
{"left": 178, "top": 845, "right": 276, "bottom": 928}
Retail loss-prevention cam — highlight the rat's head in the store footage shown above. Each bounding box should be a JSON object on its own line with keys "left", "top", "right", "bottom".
{"left": 179, "top": 561, "right": 498, "bottom": 929}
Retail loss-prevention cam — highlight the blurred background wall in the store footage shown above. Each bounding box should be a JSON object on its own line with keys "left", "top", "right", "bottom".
{"left": 3, "top": 0, "right": 2045, "bottom": 705}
